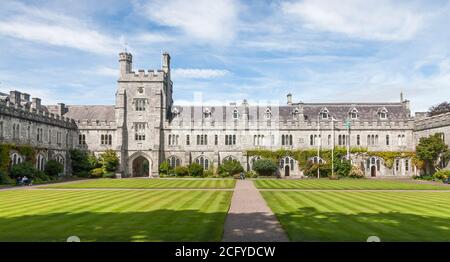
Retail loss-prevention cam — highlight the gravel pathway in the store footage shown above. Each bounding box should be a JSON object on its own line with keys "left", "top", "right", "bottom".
{"left": 222, "top": 180, "right": 289, "bottom": 242}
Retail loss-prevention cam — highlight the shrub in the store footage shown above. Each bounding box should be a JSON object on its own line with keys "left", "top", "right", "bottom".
{"left": 303, "top": 161, "right": 331, "bottom": 178}
{"left": 433, "top": 169, "right": 450, "bottom": 181}
{"left": 88, "top": 154, "right": 101, "bottom": 169}
{"left": 0, "top": 171, "right": 14, "bottom": 184}
{"left": 173, "top": 166, "right": 189, "bottom": 177}
{"left": 348, "top": 165, "right": 365, "bottom": 178}
{"left": 334, "top": 160, "right": 352, "bottom": 177}
{"left": 10, "top": 162, "right": 38, "bottom": 179}
{"left": 99, "top": 150, "right": 119, "bottom": 173}
{"left": 90, "top": 167, "right": 104, "bottom": 178}
{"left": 188, "top": 163, "right": 204, "bottom": 177}
{"left": 245, "top": 170, "right": 258, "bottom": 178}
{"left": 203, "top": 167, "right": 215, "bottom": 177}
{"left": 252, "top": 159, "right": 278, "bottom": 176}
{"left": 414, "top": 174, "right": 433, "bottom": 181}
{"left": 218, "top": 159, "right": 244, "bottom": 177}
{"left": 44, "top": 160, "right": 64, "bottom": 177}
{"left": 159, "top": 160, "right": 171, "bottom": 176}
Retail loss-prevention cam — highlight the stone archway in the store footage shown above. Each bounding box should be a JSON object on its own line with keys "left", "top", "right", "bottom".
{"left": 128, "top": 152, "right": 152, "bottom": 177}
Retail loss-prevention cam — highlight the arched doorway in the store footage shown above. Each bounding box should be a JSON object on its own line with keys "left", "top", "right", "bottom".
{"left": 132, "top": 156, "right": 149, "bottom": 177}
{"left": 284, "top": 165, "right": 290, "bottom": 177}
{"left": 371, "top": 165, "right": 376, "bottom": 177}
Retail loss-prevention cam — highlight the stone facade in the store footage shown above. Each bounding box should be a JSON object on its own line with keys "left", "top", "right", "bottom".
{"left": 1, "top": 52, "right": 449, "bottom": 178}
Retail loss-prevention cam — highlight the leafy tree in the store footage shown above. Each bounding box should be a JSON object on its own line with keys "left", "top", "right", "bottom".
{"left": 0, "top": 170, "right": 14, "bottom": 184}
{"left": 433, "top": 169, "right": 450, "bottom": 181}
{"left": 99, "top": 150, "right": 119, "bottom": 173}
{"left": 428, "top": 101, "right": 450, "bottom": 116}
{"left": 218, "top": 159, "right": 244, "bottom": 177}
{"left": 416, "top": 134, "right": 450, "bottom": 174}
{"left": 69, "top": 149, "right": 92, "bottom": 177}
{"left": 44, "top": 160, "right": 64, "bottom": 177}
{"left": 303, "top": 162, "right": 331, "bottom": 178}
{"left": 252, "top": 159, "right": 278, "bottom": 176}
{"left": 348, "top": 165, "right": 365, "bottom": 178}
{"left": 188, "top": 163, "right": 204, "bottom": 177}
{"left": 159, "top": 160, "right": 171, "bottom": 176}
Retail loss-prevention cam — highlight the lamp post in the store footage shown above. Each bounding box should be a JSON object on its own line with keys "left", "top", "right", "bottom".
{"left": 344, "top": 118, "right": 351, "bottom": 160}
{"left": 331, "top": 117, "right": 337, "bottom": 178}
{"left": 317, "top": 114, "right": 320, "bottom": 178}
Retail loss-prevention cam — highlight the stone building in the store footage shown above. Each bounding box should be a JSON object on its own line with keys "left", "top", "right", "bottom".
{"left": 1, "top": 52, "right": 449, "bottom": 178}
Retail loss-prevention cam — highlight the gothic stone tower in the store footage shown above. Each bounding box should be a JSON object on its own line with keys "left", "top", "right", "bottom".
{"left": 115, "top": 52, "right": 173, "bottom": 177}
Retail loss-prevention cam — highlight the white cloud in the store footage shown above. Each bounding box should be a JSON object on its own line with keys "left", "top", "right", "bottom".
{"left": 139, "top": 0, "right": 240, "bottom": 43}
{"left": 0, "top": 2, "right": 119, "bottom": 54}
{"left": 281, "top": 0, "right": 428, "bottom": 41}
{"left": 172, "top": 68, "right": 230, "bottom": 79}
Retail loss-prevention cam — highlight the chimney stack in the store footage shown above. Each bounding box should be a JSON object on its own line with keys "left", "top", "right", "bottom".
{"left": 287, "top": 93, "right": 292, "bottom": 105}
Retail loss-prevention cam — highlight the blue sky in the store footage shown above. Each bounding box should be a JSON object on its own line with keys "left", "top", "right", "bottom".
{"left": 1, "top": 0, "right": 450, "bottom": 112}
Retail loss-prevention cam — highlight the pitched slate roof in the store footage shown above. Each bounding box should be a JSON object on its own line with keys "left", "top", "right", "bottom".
{"left": 63, "top": 105, "right": 115, "bottom": 121}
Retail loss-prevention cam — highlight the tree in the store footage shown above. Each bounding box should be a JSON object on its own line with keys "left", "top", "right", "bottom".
{"left": 218, "top": 159, "right": 244, "bottom": 177}
{"left": 252, "top": 159, "right": 278, "bottom": 176}
{"left": 334, "top": 159, "right": 352, "bottom": 177}
{"left": 416, "top": 134, "right": 449, "bottom": 174}
{"left": 99, "top": 150, "right": 119, "bottom": 173}
{"left": 69, "top": 149, "right": 92, "bottom": 177}
{"left": 44, "top": 160, "right": 64, "bottom": 177}
{"left": 428, "top": 101, "right": 450, "bottom": 117}
{"left": 159, "top": 160, "right": 171, "bottom": 176}
{"left": 10, "top": 162, "right": 38, "bottom": 179}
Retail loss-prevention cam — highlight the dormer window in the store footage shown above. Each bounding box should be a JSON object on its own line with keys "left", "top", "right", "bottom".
{"left": 349, "top": 108, "right": 358, "bottom": 119}
{"left": 232, "top": 108, "right": 239, "bottom": 120}
{"left": 378, "top": 108, "right": 388, "bottom": 120}
{"left": 292, "top": 107, "right": 300, "bottom": 118}
{"left": 171, "top": 107, "right": 180, "bottom": 117}
{"left": 265, "top": 108, "right": 272, "bottom": 119}
{"left": 319, "top": 108, "right": 329, "bottom": 119}
{"left": 203, "top": 108, "right": 212, "bottom": 118}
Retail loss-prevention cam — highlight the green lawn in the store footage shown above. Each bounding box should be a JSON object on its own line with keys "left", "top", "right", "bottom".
{"left": 262, "top": 191, "right": 450, "bottom": 241}
{"left": 0, "top": 189, "right": 232, "bottom": 241}
{"left": 255, "top": 179, "right": 449, "bottom": 190}
{"left": 43, "top": 178, "right": 236, "bottom": 189}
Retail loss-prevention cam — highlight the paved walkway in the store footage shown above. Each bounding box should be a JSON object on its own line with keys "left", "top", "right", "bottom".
{"left": 222, "top": 180, "right": 289, "bottom": 242}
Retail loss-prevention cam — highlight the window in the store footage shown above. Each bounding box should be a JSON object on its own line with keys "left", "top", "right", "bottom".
{"left": 386, "top": 135, "right": 390, "bottom": 146}
{"left": 10, "top": 153, "right": 23, "bottom": 166}
{"left": 356, "top": 134, "right": 360, "bottom": 146}
{"left": 223, "top": 156, "right": 236, "bottom": 163}
{"left": 398, "top": 134, "right": 406, "bottom": 146}
{"left": 367, "top": 134, "right": 378, "bottom": 146}
{"left": 311, "top": 156, "right": 325, "bottom": 164}
{"left": 78, "top": 134, "right": 86, "bottom": 145}
{"left": 203, "top": 108, "right": 212, "bottom": 118}
{"left": 405, "top": 159, "right": 409, "bottom": 171}
{"left": 225, "top": 134, "right": 236, "bottom": 145}
{"left": 232, "top": 108, "right": 239, "bottom": 119}
{"left": 135, "top": 123, "right": 146, "bottom": 141}
{"left": 27, "top": 126, "right": 31, "bottom": 140}
{"left": 215, "top": 134, "right": 218, "bottom": 145}
{"left": 101, "top": 134, "right": 112, "bottom": 145}
{"left": 281, "top": 134, "right": 293, "bottom": 146}
{"left": 349, "top": 108, "right": 358, "bottom": 119}
{"left": 36, "top": 154, "right": 46, "bottom": 171}
{"left": 378, "top": 108, "right": 388, "bottom": 119}
{"left": 168, "top": 156, "right": 181, "bottom": 168}
{"left": 197, "top": 134, "right": 207, "bottom": 145}
{"left": 134, "top": 98, "right": 146, "bottom": 111}
{"left": 265, "top": 108, "right": 272, "bottom": 119}
{"left": 395, "top": 159, "right": 400, "bottom": 172}
{"left": 12, "top": 123, "right": 20, "bottom": 140}
{"left": 186, "top": 135, "right": 190, "bottom": 145}
{"left": 328, "top": 134, "right": 332, "bottom": 145}
{"left": 320, "top": 108, "right": 329, "bottom": 119}
{"left": 37, "top": 128, "right": 43, "bottom": 142}
{"left": 48, "top": 129, "right": 52, "bottom": 144}
{"left": 254, "top": 135, "right": 265, "bottom": 146}
{"left": 280, "top": 156, "right": 296, "bottom": 171}
{"left": 292, "top": 108, "right": 300, "bottom": 118}
{"left": 0, "top": 121, "right": 3, "bottom": 138}
{"left": 168, "top": 134, "right": 179, "bottom": 146}
{"left": 195, "top": 156, "right": 209, "bottom": 170}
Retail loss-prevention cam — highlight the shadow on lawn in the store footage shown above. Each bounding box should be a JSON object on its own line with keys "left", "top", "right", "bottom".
{"left": 276, "top": 207, "right": 450, "bottom": 242}
{"left": 0, "top": 210, "right": 229, "bottom": 242}
{"left": 0, "top": 208, "right": 449, "bottom": 242}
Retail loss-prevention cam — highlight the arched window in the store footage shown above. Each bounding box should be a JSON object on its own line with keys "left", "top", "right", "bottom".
{"left": 10, "top": 153, "right": 23, "bottom": 166}
{"left": 265, "top": 108, "right": 272, "bottom": 119}
{"left": 320, "top": 108, "right": 329, "bottom": 119}
{"left": 349, "top": 108, "right": 358, "bottom": 119}
{"left": 232, "top": 108, "right": 239, "bottom": 120}
{"left": 55, "top": 155, "right": 65, "bottom": 172}
{"left": 378, "top": 108, "right": 388, "bottom": 119}
{"left": 386, "top": 135, "right": 390, "bottom": 146}
{"left": 222, "top": 156, "right": 237, "bottom": 163}
{"left": 356, "top": 134, "right": 360, "bottom": 146}
{"left": 195, "top": 156, "right": 210, "bottom": 170}
{"left": 310, "top": 156, "right": 325, "bottom": 164}
{"left": 168, "top": 156, "right": 181, "bottom": 168}
{"left": 36, "top": 154, "right": 46, "bottom": 171}
{"left": 310, "top": 135, "right": 314, "bottom": 146}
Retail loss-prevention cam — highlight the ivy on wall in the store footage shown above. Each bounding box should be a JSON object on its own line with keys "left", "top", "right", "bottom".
{"left": 0, "top": 143, "right": 38, "bottom": 174}
{"left": 247, "top": 147, "right": 421, "bottom": 170}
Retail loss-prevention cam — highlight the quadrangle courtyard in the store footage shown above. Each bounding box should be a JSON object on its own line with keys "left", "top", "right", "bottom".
{"left": 0, "top": 178, "right": 449, "bottom": 242}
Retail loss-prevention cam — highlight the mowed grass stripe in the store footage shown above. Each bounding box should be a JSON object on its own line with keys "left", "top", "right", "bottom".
{"left": 261, "top": 191, "right": 450, "bottom": 241}
{"left": 42, "top": 178, "right": 235, "bottom": 189}
{"left": 0, "top": 189, "right": 232, "bottom": 241}
{"left": 254, "top": 179, "right": 450, "bottom": 190}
